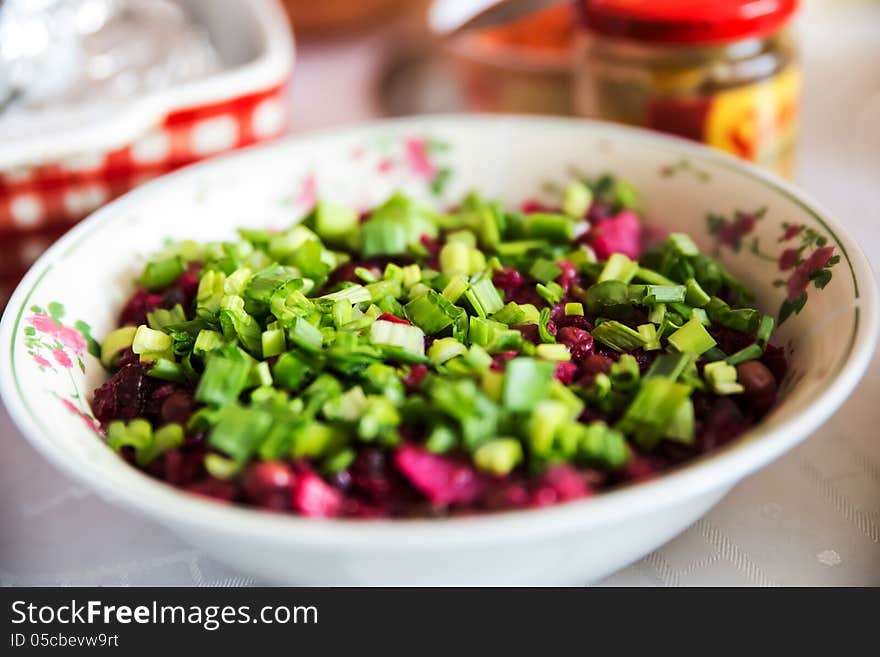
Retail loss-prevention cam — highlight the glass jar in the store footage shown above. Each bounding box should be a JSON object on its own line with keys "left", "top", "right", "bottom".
{"left": 575, "top": 0, "right": 801, "bottom": 177}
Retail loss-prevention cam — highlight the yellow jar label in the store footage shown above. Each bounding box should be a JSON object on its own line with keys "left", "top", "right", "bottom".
{"left": 705, "top": 67, "right": 801, "bottom": 176}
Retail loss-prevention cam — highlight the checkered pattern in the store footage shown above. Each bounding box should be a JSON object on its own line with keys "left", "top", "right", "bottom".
{"left": 0, "top": 84, "right": 289, "bottom": 308}
{"left": 0, "top": 84, "right": 288, "bottom": 234}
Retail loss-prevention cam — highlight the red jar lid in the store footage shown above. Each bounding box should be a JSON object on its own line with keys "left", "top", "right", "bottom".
{"left": 580, "top": 0, "right": 798, "bottom": 45}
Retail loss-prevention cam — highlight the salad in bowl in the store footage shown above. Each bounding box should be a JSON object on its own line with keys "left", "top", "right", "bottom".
{"left": 91, "top": 176, "right": 789, "bottom": 519}
{"left": 1, "top": 116, "right": 875, "bottom": 584}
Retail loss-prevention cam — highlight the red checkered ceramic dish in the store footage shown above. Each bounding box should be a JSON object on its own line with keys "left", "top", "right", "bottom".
{"left": 0, "top": 0, "right": 294, "bottom": 234}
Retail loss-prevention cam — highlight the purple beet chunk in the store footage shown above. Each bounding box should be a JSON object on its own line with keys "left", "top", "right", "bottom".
{"left": 92, "top": 363, "right": 152, "bottom": 423}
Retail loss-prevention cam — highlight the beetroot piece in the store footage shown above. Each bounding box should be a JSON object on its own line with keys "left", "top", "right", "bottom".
{"left": 293, "top": 472, "right": 344, "bottom": 517}
{"left": 160, "top": 391, "right": 195, "bottom": 425}
{"left": 557, "top": 326, "right": 592, "bottom": 353}
{"left": 393, "top": 444, "right": 483, "bottom": 506}
{"left": 588, "top": 210, "right": 642, "bottom": 260}
{"left": 520, "top": 199, "right": 552, "bottom": 213}
{"left": 620, "top": 453, "right": 658, "bottom": 484}
{"left": 243, "top": 461, "right": 297, "bottom": 510}
{"left": 403, "top": 364, "right": 429, "bottom": 389}
{"left": 761, "top": 343, "right": 788, "bottom": 383}
{"left": 185, "top": 477, "right": 237, "bottom": 503}
{"left": 490, "top": 351, "right": 519, "bottom": 372}
{"left": 698, "top": 397, "right": 749, "bottom": 451}
{"left": 118, "top": 289, "right": 163, "bottom": 327}
{"left": 483, "top": 480, "right": 530, "bottom": 511}
{"left": 347, "top": 448, "right": 396, "bottom": 502}
{"left": 493, "top": 267, "right": 524, "bottom": 294}
{"left": 163, "top": 448, "right": 206, "bottom": 486}
{"left": 92, "top": 363, "right": 154, "bottom": 423}
{"left": 554, "top": 361, "right": 577, "bottom": 385}
{"left": 556, "top": 260, "right": 579, "bottom": 291}
{"left": 539, "top": 464, "right": 591, "bottom": 502}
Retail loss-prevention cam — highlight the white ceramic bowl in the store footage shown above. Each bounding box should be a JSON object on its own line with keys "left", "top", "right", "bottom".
{"left": 1, "top": 116, "right": 876, "bottom": 585}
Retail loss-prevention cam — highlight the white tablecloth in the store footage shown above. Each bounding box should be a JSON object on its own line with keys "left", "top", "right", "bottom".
{"left": 2, "top": 2, "right": 878, "bottom": 586}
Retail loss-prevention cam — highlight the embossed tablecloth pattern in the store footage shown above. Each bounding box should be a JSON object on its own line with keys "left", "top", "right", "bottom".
{"left": 1, "top": 2, "right": 878, "bottom": 586}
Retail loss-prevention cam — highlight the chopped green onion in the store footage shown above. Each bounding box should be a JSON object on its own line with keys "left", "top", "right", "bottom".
{"left": 579, "top": 422, "right": 629, "bottom": 470}
{"left": 685, "top": 278, "right": 711, "bottom": 307}
{"left": 635, "top": 267, "right": 677, "bottom": 286}
{"left": 502, "top": 358, "right": 555, "bottom": 412}
{"left": 474, "top": 438, "right": 523, "bottom": 475}
{"left": 704, "top": 361, "right": 744, "bottom": 395}
{"left": 617, "top": 376, "right": 692, "bottom": 448}
{"left": 584, "top": 280, "right": 632, "bottom": 320}
{"left": 523, "top": 213, "right": 575, "bottom": 242}
{"left": 310, "top": 200, "right": 359, "bottom": 246}
{"left": 272, "top": 352, "right": 314, "bottom": 392}
{"left": 562, "top": 180, "right": 593, "bottom": 218}
{"left": 667, "top": 317, "right": 717, "bottom": 355}
{"left": 428, "top": 337, "right": 468, "bottom": 364}
{"left": 706, "top": 297, "right": 760, "bottom": 333}
{"left": 637, "top": 323, "right": 661, "bottom": 351}
{"left": 609, "top": 354, "right": 641, "bottom": 391}
{"left": 136, "top": 423, "right": 185, "bottom": 466}
{"left": 529, "top": 258, "right": 562, "bottom": 283}
{"left": 528, "top": 400, "right": 570, "bottom": 456}
{"left": 404, "top": 290, "right": 462, "bottom": 335}
{"left": 441, "top": 274, "right": 469, "bottom": 302}
{"left": 147, "top": 358, "right": 185, "bottom": 383}
{"left": 204, "top": 453, "right": 243, "bottom": 480}
{"left": 261, "top": 328, "right": 286, "bottom": 358}
{"left": 538, "top": 307, "right": 556, "bottom": 344}
{"left": 756, "top": 315, "right": 774, "bottom": 349}
{"left": 565, "top": 302, "right": 584, "bottom": 316}
{"left": 132, "top": 325, "right": 173, "bottom": 362}
{"left": 536, "top": 343, "right": 571, "bottom": 361}
{"left": 360, "top": 217, "right": 408, "bottom": 257}
{"left": 209, "top": 406, "right": 274, "bottom": 463}
{"left": 668, "top": 233, "right": 700, "bottom": 257}
{"left": 666, "top": 398, "right": 695, "bottom": 444}
{"left": 196, "top": 353, "right": 252, "bottom": 406}
{"left": 645, "top": 353, "right": 692, "bottom": 380}
{"left": 536, "top": 281, "right": 564, "bottom": 305}
{"left": 439, "top": 241, "right": 471, "bottom": 276}
{"left": 100, "top": 326, "right": 137, "bottom": 367}
{"left": 591, "top": 320, "right": 646, "bottom": 352}
{"left": 288, "top": 316, "right": 324, "bottom": 353}
{"left": 599, "top": 253, "right": 639, "bottom": 283}
{"left": 193, "top": 329, "right": 226, "bottom": 357}
{"left": 425, "top": 424, "right": 458, "bottom": 454}
{"left": 370, "top": 319, "right": 426, "bottom": 356}
{"left": 464, "top": 273, "right": 505, "bottom": 317}
{"left": 726, "top": 343, "right": 764, "bottom": 366}
{"left": 147, "top": 304, "right": 186, "bottom": 331}
{"left": 141, "top": 256, "right": 184, "bottom": 291}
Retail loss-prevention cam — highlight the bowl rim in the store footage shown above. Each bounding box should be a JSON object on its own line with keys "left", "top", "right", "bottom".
{"left": 1, "top": 114, "right": 877, "bottom": 548}
{"left": 0, "top": 0, "right": 295, "bottom": 170}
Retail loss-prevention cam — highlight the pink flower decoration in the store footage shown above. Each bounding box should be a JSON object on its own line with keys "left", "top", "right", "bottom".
{"left": 804, "top": 245, "right": 834, "bottom": 272}
{"left": 28, "top": 313, "right": 59, "bottom": 335}
{"left": 52, "top": 349, "right": 72, "bottom": 368}
{"left": 61, "top": 398, "right": 101, "bottom": 433}
{"left": 734, "top": 213, "right": 757, "bottom": 235}
{"left": 778, "top": 248, "right": 799, "bottom": 271}
{"left": 33, "top": 354, "right": 52, "bottom": 368}
{"left": 56, "top": 326, "right": 86, "bottom": 355}
{"left": 718, "top": 223, "right": 739, "bottom": 247}
{"left": 780, "top": 224, "right": 801, "bottom": 241}
{"left": 404, "top": 137, "right": 436, "bottom": 180}
{"left": 294, "top": 173, "right": 317, "bottom": 207}
{"left": 786, "top": 264, "right": 812, "bottom": 302}
{"left": 377, "top": 159, "right": 393, "bottom": 174}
